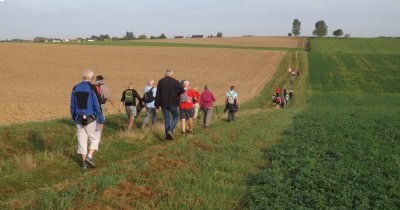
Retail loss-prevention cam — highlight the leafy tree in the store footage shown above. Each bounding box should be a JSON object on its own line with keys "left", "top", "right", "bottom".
{"left": 159, "top": 33, "right": 167, "bottom": 39}
{"left": 292, "top": 19, "right": 301, "bottom": 36}
{"left": 217, "top": 32, "right": 223, "bottom": 37}
{"left": 124, "top": 31, "right": 135, "bottom": 40}
{"left": 333, "top": 29, "right": 344, "bottom": 37}
{"left": 313, "top": 20, "right": 328, "bottom": 37}
{"left": 137, "top": 34, "right": 148, "bottom": 40}
{"left": 288, "top": 33, "right": 292, "bottom": 37}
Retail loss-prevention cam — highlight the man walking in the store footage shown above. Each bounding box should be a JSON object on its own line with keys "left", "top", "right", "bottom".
{"left": 200, "top": 85, "right": 216, "bottom": 128}
{"left": 142, "top": 79, "right": 157, "bottom": 127}
{"left": 155, "top": 69, "right": 184, "bottom": 140}
{"left": 119, "top": 83, "right": 142, "bottom": 132}
{"left": 70, "top": 69, "right": 104, "bottom": 169}
{"left": 93, "top": 75, "right": 112, "bottom": 112}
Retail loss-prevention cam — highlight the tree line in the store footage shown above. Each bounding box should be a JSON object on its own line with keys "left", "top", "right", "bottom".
{"left": 289, "top": 19, "right": 350, "bottom": 38}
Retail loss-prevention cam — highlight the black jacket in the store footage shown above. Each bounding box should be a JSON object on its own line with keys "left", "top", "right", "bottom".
{"left": 155, "top": 76, "right": 184, "bottom": 108}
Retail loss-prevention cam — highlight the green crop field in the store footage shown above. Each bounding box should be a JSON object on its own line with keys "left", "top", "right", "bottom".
{"left": 1, "top": 38, "right": 399, "bottom": 209}
{"left": 246, "top": 38, "right": 400, "bottom": 209}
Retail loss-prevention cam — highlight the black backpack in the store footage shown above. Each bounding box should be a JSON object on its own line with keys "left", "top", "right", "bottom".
{"left": 144, "top": 87, "right": 155, "bottom": 103}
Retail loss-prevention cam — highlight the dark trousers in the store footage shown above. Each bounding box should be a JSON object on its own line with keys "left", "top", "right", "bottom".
{"left": 161, "top": 107, "right": 179, "bottom": 136}
{"left": 228, "top": 111, "right": 236, "bottom": 121}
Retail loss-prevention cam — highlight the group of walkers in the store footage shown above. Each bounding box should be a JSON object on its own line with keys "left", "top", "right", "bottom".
{"left": 272, "top": 68, "right": 299, "bottom": 109}
{"left": 70, "top": 69, "right": 240, "bottom": 169}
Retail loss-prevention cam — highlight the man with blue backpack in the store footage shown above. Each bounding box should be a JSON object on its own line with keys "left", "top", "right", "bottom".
{"left": 70, "top": 69, "right": 104, "bottom": 169}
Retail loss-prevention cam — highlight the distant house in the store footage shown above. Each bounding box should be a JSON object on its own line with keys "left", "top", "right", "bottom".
{"left": 87, "top": 39, "right": 95, "bottom": 42}
{"left": 191, "top": 35, "right": 204, "bottom": 38}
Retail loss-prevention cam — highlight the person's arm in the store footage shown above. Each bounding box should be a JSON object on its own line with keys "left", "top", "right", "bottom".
{"left": 92, "top": 89, "right": 104, "bottom": 124}
{"left": 176, "top": 80, "right": 184, "bottom": 96}
{"left": 155, "top": 83, "right": 161, "bottom": 109}
{"left": 133, "top": 90, "right": 143, "bottom": 105}
{"left": 70, "top": 90, "right": 76, "bottom": 120}
{"left": 236, "top": 95, "right": 240, "bottom": 108}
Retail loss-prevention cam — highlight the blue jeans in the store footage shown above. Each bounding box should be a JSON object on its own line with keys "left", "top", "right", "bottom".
{"left": 161, "top": 107, "right": 179, "bottom": 136}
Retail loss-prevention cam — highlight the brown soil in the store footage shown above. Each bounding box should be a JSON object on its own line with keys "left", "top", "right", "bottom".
{"left": 0, "top": 43, "right": 284, "bottom": 124}
{"left": 139, "top": 36, "right": 304, "bottom": 48}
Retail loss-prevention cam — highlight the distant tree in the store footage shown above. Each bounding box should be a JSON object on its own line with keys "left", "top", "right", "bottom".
{"left": 288, "top": 33, "right": 292, "bottom": 37}
{"left": 292, "top": 19, "right": 301, "bottom": 36}
{"left": 159, "top": 33, "right": 167, "bottom": 39}
{"left": 312, "top": 20, "right": 328, "bottom": 37}
{"left": 333, "top": 29, "right": 344, "bottom": 37}
{"left": 150, "top": 35, "right": 157, "bottom": 39}
{"left": 137, "top": 34, "right": 148, "bottom": 40}
{"left": 217, "top": 32, "right": 223, "bottom": 37}
{"left": 124, "top": 31, "right": 135, "bottom": 40}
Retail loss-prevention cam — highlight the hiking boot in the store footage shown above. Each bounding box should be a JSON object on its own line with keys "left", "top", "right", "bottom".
{"left": 85, "top": 157, "right": 96, "bottom": 168}
{"left": 167, "top": 130, "right": 174, "bottom": 140}
{"left": 82, "top": 161, "right": 88, "bottom": 170}
{"left": 187, "top": 129, "right": 193, "bottom": 134}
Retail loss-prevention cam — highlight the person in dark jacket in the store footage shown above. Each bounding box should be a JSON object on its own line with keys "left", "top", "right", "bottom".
{"left": 119, "top": 82, "right": 143, "bottom": 132}
{"left": 155, "top": 69, "right": 184, "bottom": 140}
{"left": 70, "top": 69, "right": 104, "bottom": 169}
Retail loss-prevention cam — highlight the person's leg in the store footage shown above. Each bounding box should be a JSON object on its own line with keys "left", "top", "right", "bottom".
{"left": 228, "top": 111, "right": 232, "bottom": 122}
{"left": 232, "top": 111, "right": 236, "bottom": 121}
{"left": 151, "top": 108, "right": 157, "bottom": 125}
{"left": 202, "top": 108, "right": 207, "bottom": 127}
{"left": 193, "top": 103, "right": 199, "bottom": 119}
{"left": 162, "top": 107, "right": 171, "bottom": 137}
{"left": 205, "top": 108, "right": 213, "bottom": 127}
{"left": 76, "top": 124, "right": 88, "bottom": 164}
{"left": 143, "top": 107, "right": 152, "bottom": 127}
{"left": 127, "top": 115, "right": 135, "bottom": 131}
{"left": 188, "top": 118, "right": 193, "bottom": 132}
{"left": 170, "top": 107, "right": 179, "bottom": 133}
{"left": 85, "top": 121, "right": 101, "bottom": 167}
{"left": 181, "top": 119, "right": 186, "bottom": 133}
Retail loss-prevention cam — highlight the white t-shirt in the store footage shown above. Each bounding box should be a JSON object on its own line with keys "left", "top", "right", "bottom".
{"left": 226, "top": 90, "right": 238, "bottom": 104}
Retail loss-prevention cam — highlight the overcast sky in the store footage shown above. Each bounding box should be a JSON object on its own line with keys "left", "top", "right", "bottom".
{"left": 0, "top": 0, "right": 399, "bottom": 39}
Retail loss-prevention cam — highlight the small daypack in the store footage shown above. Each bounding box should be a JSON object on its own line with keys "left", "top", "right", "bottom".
{"left": 144, "top": 87, "right": 155, "bottom": 103}
{"left": 94, "top": 84, "right": 107, "bottom": 104}
{"left": 227, "top": 91, "right": 236, "bottom": 104}
{"left": 125, "top": 90, "right": 134, "bottom": 104}
{"left": 180, "top": 90, "right": 193, "bottom": 103}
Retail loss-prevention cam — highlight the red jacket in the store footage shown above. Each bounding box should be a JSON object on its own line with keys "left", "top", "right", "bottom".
{"left": 200, "top": 90, "right": 216, "bottom": 109}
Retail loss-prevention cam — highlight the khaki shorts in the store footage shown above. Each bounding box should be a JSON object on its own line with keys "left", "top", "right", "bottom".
{"left": 125, "top": 106, "right": 137, "bottom": 117}
{"left": 76, "top": 121, "right": 102, "bottom": 155}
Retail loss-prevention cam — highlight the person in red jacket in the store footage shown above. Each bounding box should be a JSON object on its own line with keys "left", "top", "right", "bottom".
{"left": 179, "top": 80, "right": 196, "bottom": 134}
{"left": 275, "top": 87, "right": 281, "bottom": 97}
{"left": 199, "top": 85, "right": 216, "bottom": 128}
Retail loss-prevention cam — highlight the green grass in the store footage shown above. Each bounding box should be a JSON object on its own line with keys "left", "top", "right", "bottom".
{"left": 246, "top": 38, "right": 400, "bottom": 209}
{"left": 44, "top": 40, "right": 304, "bottom": 51}
{"left": 0, "top": 50, "right": 308, "bottom": 209}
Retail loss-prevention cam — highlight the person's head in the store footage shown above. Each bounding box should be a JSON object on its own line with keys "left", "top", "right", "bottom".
{"left": 148, "top": 79, "right": 155, "bottom": 86}
{"left": 128, "top": 82, "right": 134, "bottom": 89}
{"left": 204, "top": 85, "right": 209, "bottom": 90}
{"left": 165, "top": 69, "right": 174, "bottom": 77}
{"left": 183, "top": 80, "right": 190, "bottom": 89}
{"left": 96, "top": 75, "right": 104, "bottom": 81}
{"left": 230, "top": 85, "right": 235, "bottom": 91}
{"left": 82, "top": 69, "right": 94, "bottom": 81}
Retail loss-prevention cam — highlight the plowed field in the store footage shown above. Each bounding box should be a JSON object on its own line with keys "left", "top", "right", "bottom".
{"left": 0, "top": 43, "right": 284, "bottom": 124}
{"left": 140, "top": 36, "right": 304, "bottom": 48}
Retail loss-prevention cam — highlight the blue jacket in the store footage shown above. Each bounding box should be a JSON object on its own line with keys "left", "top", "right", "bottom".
{"left": 70, "top": 81, "right": 104, "bottom": 124}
